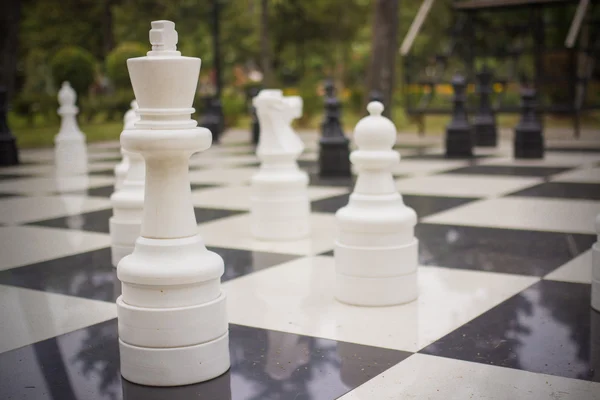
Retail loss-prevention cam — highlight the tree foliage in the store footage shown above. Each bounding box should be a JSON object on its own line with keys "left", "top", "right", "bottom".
{"left": 105, "top": 42, "right": 147, "bottom": 89}
{"left": 50, "top": 46, "right": 96, "bottom": 96}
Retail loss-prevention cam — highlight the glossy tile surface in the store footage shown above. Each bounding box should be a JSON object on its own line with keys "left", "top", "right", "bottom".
{"left": 421, "top": 280, "right": 600, "bottom": 382}
{"left": 29, "top": 208, "right": 114, "bottom": 233}
{"left": 0, "top": 320, "right": 410, "bottom": 400}
{"left": 552, "top": 166, "right": 600, "bottom": 183}
{"left": 444, "top": 164, "right": 572, "bottom": 177}
{"left": 0, "top": 195, "right": 111, "bottom": 224}
{"left": 0, "top": 175, "right": 115, "bottom": 195}
{"left": 508, "top": 181, "right": 600, "bottom": 200}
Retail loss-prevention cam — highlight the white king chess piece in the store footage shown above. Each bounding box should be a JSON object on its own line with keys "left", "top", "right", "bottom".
{"left": 592, "top": 213, "right": 600, "bottom": 311}
{"left": 116, "top": 20, "right": 229, "bottom": 386}
{"left": 334, "top": 102, "right": 418, "bottom": 306}
{"left": 251, "top": 89, "right": 310, "bottom": 240}
{"left": 54, "top": 81, "right": 88, "bottom": 175}
{"left": 114, "top": 100, "right": 139, "bottom": 190}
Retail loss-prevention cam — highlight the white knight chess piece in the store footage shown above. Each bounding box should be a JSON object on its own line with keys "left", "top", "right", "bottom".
{"left": 250, "top": 89, "right": 310, "bottom": 240}
{"left": 54, "top": 81, "right": 87, "bottom": 175}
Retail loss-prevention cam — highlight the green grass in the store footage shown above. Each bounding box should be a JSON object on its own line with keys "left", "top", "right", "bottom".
{"left": 12, "top": 121, "right": 123, "bottom": 149}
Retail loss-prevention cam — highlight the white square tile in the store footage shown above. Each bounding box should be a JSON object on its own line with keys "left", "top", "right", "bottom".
{"left": 223, "top": 256, "right": 538, "bottom": 352}
{"left": 480, "top": 152, "right": 600, "bottom": 167}
{"left": 423, "top": 197, "right": 600, "bottom": 234}
{"left": 191, "top": 185, "right": 349, "bottom": 211}
{"left": 552, "top": 167, "right": 600, "bottom": 183}
{"left": 395, "top": 174, "right": 543, "bottom": 198}
{"left": 338, "top": 353, "right": 600, "bottom": 400}
{"left": 188, "top": 167, "right": 258, "bottom": 185}
{"left": 199, "top": 213, "right": 337, "bottom": 255}
{"left": 0, "top": 195, "right": 111, "bottom": 224}
{"left": 0, "top": 284, "right": 116, "bottom": 353}
{"left": 0, "top": 226, "right": 111, "bottom": 271}
{"left": 544, "top": 250, "right": 592, "bottom": 284}
{"left": 0, "top": 175, "right": 114, "bottom": 195}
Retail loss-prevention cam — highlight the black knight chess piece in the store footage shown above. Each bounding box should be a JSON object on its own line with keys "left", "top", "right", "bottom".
{"left": 473, "top": 66, "right": 497, "bottom": 147}
{"left": 445, "top": 74, "right": 474, "bottom": 158}
{"left": 319, "top": 79, "right": 351, "bottom": 177}
{"left": 0, "top": 87, "right": 19, "bottom": 166}
{"left": 514, "top": 87, "right": 544, "bottom": 159}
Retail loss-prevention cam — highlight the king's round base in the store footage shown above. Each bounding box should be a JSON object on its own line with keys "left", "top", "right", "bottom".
{"left": 119, "top": 331, "right": 230, "bottom": 387}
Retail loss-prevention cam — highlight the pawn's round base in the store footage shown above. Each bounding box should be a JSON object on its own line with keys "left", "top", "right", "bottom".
{"left": 109, "top": 216, "right": 142, "bottom": 267}
{"left": 335, "top": 270, "right": 418, "bottom": 307}
{"left": 119, "top": 331, "right": 230, "bottom": 387}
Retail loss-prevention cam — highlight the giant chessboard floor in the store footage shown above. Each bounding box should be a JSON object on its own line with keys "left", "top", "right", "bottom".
{"left": 0, "top": 130, "right": 599, "bottom": 399}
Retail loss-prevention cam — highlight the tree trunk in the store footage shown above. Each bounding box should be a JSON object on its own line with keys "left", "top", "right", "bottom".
{"left": 259, "top": 0, "right": 274, "bottom": 87}
{"left": 0, "top": 0, "right": 22, "bottom": 101}
{"left": 102, "top": 0, "right": 115, "bottom": 58}
{"left": 365, "top": 0, "right": 400, "bottom": 119}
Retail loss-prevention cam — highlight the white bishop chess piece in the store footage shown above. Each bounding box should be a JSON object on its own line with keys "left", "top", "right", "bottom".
{"left": 116, "top": 20, "right": 229, "bottom": 386}
{"left": 251, "top": 89, "right": 310, "bottom": 240}
{"left": 109, "top": 100, "right": 144, "bottom": 267}
{"left": 54, "top": 81, "right": 88, "bottom": 175}
{"left": 334, "top": 102, "right": 418, "bottom": 306}
{"left": 592, "top": 213, "right": 600, "bottom": 311}
{"left": 114, "top": 100, "right": 139, "bottom": 190}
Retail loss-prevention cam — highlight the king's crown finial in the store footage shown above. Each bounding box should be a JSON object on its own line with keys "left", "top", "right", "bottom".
{"left": 148, "top": 20, "right": 179, "bottom": 56}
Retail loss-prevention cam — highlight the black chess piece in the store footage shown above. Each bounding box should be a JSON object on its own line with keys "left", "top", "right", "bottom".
{"left": 318, "top": 79, "right": 351, "bottom": 177}
{"left": 473, "top": 66, "right": 497, "bottom": 147}
{"left": 445, "top": 74, "right": 474, "bottom": 158}
{"left": 248, "top": 87, "right": 261, "bottom": 145}
{"left": 514, "top": 87, "right": 544, "bottom": 159}
{"left": 0, "top": 87, "right": 19, "bottom": 166}
{"left": 368, "top": 90, "right": 384, "bottom": 106}
{"left": 199, "top": 96, "right": 224, "bottom": 144}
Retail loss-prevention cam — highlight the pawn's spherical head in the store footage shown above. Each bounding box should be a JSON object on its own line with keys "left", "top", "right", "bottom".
{"left": 353, "top": 102, "right": 396, "bottom": 150}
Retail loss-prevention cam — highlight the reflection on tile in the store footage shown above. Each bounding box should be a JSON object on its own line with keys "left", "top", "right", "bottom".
{"left": 395, "top": 174, "right": 543, "bottom": 198}
{"left": 544, "top": 250, "right": 593, "bottom": 284}
{"left": 29, "top": 208, "right": 114, "bottom": 233}
{"left": 423, "top": 197, "right": 600, "bottom": 234}
{"left": 207, "top": 245, "right": 300, "bottom": 282}
{"left": 0, "top": 226, "right": 111, "bottom": 271}
{"left": 508, "top": 181, "right": 600, "bottom": 201}
{"left": 421, "top": 280, "right": 600, "bottom": 382}
{"left": 0, "top": 248, "right": 119, "bottom": 302}
{"left": 223, "top": 256, "right": 538, "bottom": 352}
{"left": 0, "top": 320, "right": 410, "bottom": 400}
{"left": 416, "top": 223, "right": 595, "bottom": 276}
{"left": 444, "top": 165, "right": 572, "bottom": 177}
{"left": 0, "top": 284, "right": 116, "bottom": 353}
{"left": 339, "top": 353, "right": 600, "bottom": 400}
{"left": 0, "top": 195, "right": 111, "bottom": 224}
{"left": 199, "top": 213, "right": 337, "bottom": 255}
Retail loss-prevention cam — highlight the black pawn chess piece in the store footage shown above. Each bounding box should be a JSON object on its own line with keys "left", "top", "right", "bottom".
{"left": 445, "top": 74, "right": 474, "bottom": 158}
{"left": 514, "top": 87, "right": 544, "bottom": 159}
{"left": 473, "top": 66, "right": 497, "bottom": 147}
{"left": 319, "top": 79, "right": 351, "bottom": 177}
{"left": 199, "top": 96, "right": 224, "bottom": 144}
{"left": 248, "top": 87, "right": 261, "bottom": 145}
{"left": 0, "top": 87, "right": 19, "bottom": 166}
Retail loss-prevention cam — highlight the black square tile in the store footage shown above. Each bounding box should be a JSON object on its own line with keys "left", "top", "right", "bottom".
{"left": 311, "top": 194, "right": 478, "bottom": 218}
{"left": 194, "top": 207, "right": 245, "bottom": 224}
{"left": 191, "top": 183, "right": 218, "bottom": 191}
{"left": 0, "top": 173, "right": 30, "bottom": 181}
{"left": 547, "top": 147, "right": 600, "bottom": 153}
{"left": 28, "top": 208, "right": 113, "bottom": 233}
{"left": 0, "top": 319, "right": 410, "bottom": 400}
{"left": 207, "top": 246, "right": 300, "bottom": 282}
{"left": 443, "top": 165, "right": 572, "bottom": 177}
{"left": 88, "top": 169, "right": 116, "bottom": 177}
{"left": 0, "top": 247, "right": 119, "bottom": 302}
{"left": 58, "top": 185, "right": 115, "bottom": 198}
{"left": 416, "top": 223, "right": 595, "bottom": 276}
{"left": 420, "top": 280, "right": 600, "bottom": 382}
{"left": 508, "top": 181, "right": 600, "bottom": 201}
{"left": 403, "top": 154, "right": 489, "bottom": 161}
{"left": 309, "top": 173, "right": 355, "bottom": 188}
{"left": 0, "top": 192, "right": 18, "bottom": 198}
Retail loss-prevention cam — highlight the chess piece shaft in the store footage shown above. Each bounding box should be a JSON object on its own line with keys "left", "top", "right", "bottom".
{"left": 445, "top": 74, "right": 473, "bottom": 158}
{"left": 473, "top": 67, "right": 497, "bottom": 147}
{"left": 55, "top": 82, "right": 87, "bottom": 175}
{"left": 319, "top": 79, "right": 351, "bottom": 177}
{"left": 514, "top": 87, "right": 544, "bottom": 159}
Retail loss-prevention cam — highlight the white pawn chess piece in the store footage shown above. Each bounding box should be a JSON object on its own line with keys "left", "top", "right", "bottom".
{"left": 250, "top": 89, "right": 310, "bottom": 240}
{"left": 116, "top": 20, "right": 229, "bottom": 386}
{"left": 54, "top": 81, "right": 88, "bottom": 175}
{"left": 334, "top": 101, "right": 418, "bottom": 306}
{"left": 114, "top": 100, "right": 139, "bottom": 190}
{"left": 592, "top": 213, "right": 600, "bottom": 311}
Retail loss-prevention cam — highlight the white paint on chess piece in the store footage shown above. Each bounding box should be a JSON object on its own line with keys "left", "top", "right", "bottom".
{"left": 250, "top": 89, "right": 310, "bottom": 240}
{"left": 54, "top": 81, "right": 87, "bottom": 175}
{"left": 592, "top": 213, "right": 600, "bottom": 311}
{"left": 334, "top": 101, "right": 418, "bottom": 306}
{"left": 114, "top": 100, "right": 139, "bottom": 190}
{"left": 116, "top": 20, "right": 229, "bottom": 387}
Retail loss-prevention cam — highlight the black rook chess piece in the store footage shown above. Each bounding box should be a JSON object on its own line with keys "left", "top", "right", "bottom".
{"left": 514, "top": 87, "right": 544, "bottom": 159}
{"left": 473, "top": 66, "right": 497, "bottom": 147}
{"left": 445, "top": 74, "right": 474, "bottom": 158}
{"left": 318, "top": 79, "right": 351, "bottom": 177}
{"left": 199, "top": 96, "right": 224, "bottom": 144}
{"left": 248, "top": 86, "right": 261, "bottom": 145}
{"left": 0, "top": 87, "right": 19, "bottom": 166}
